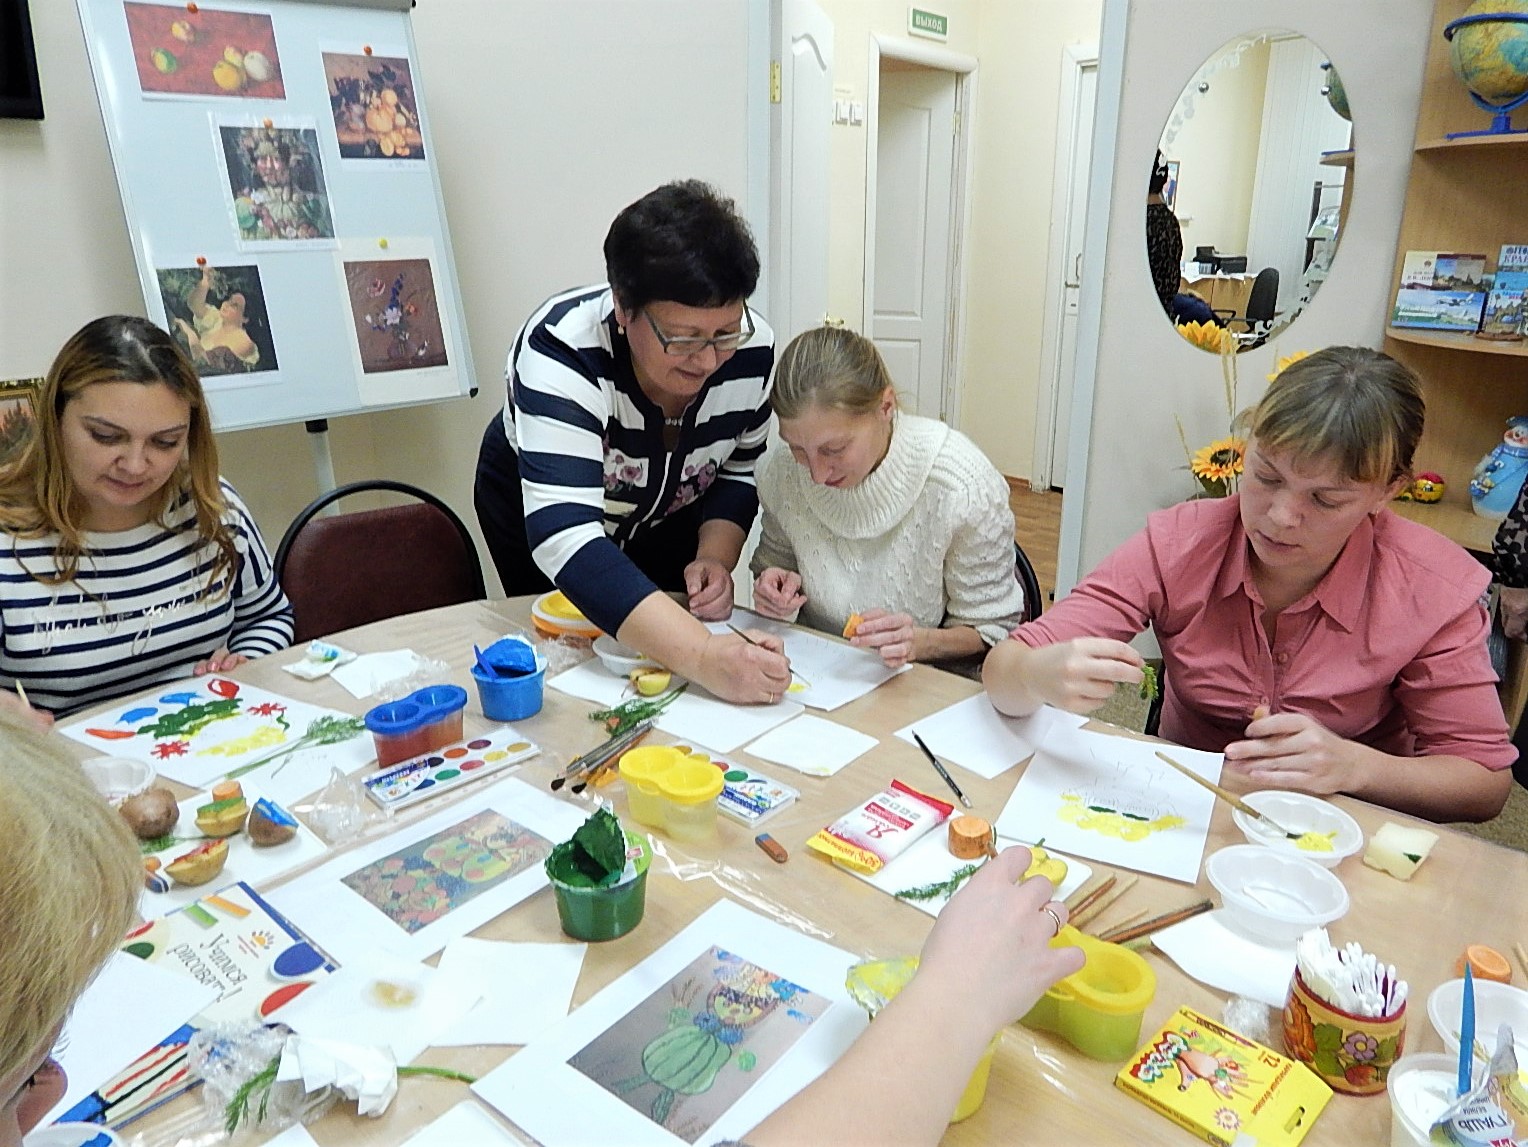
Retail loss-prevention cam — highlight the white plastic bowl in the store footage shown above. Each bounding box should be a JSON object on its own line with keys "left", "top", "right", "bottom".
{"left": 80, "top": 756, "right": 157, "bottom": 805}
{"left": 1231, "top": 791, "right": 1364, "bottom": 868}
{"left": 592, "top": 635, "right": 661, "bottom": 677}
{"left": 1427, "top": 978, "right": 1528, "bottom": 1067}
{"left": 1205, "top": 844, "right": 1349, "bottom": 943}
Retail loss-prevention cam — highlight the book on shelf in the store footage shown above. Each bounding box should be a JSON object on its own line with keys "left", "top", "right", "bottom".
{"left": 58, "top": 881, "right": 336, "bottom": 1129}
{"left": 1393, "top": 250, "right": 1489, "bottom": 333}
{"left": 1115, "top": 1005, "right": 1332, "bottom": 1147}
{"left": 1479, "top": 243, "right": 1528, "bottom": 341}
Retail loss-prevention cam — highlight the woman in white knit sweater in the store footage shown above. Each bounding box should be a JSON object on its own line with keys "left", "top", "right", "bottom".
{"left": 751, "top": 326, "right": 1026, "bottom": 667}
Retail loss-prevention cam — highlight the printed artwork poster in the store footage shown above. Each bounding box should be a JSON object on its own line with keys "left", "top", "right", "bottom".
{"left": 322, "top": 50, "right": 426, "bottom": 162}
{"left": 569, "top": 946, "right": 829, "bottom": 1143}
{"left": 266, "top": 780, "right": 588, "bottom": 965}
{"left": 156, "top": 263, "right": 280, "bottom": 379}
{"left": 342, "top": 256, "right": 449, "bottom": 373}
{"left": 0, "top": 379, "right": 40, "bottom": 463}
{"left": 994, "top": 724, "right": 1220, "bottom": 884}
{"left": 123, "top": 3, "right": 286, "bottom": 100}
{"left": 215, "top": 121, "right": 336, "bottom": 246}
{"left": 473, "top": 900, "right": 868, "bottom": 1147}
{"left": 57, "top": 677, "right": 374, "bottom": 796}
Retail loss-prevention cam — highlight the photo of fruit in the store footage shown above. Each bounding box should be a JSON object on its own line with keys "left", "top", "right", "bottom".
{"left": 322, "top": 51, "right": 424, "bottom": 161}
{"left": 123, "top": 2, "right": 284, "bottom": 99}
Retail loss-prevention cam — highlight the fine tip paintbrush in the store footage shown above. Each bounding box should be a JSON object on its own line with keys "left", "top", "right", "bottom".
{"left": 1153, "top": 750, "right": 1301, "bottom": 840}
{"left": 725, "top": 624, "right": 813, "bottom": 689}
{"left": 1096, "top": 898, "right": 1214, "bottom": 945}
{"left": 550, "top": 721, "right": 652, "bottom": 792}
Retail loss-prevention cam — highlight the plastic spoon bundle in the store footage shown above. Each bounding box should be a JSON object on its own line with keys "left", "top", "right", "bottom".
{"left": 1294, "top": 928, "right": 1406, "bottom": 1017}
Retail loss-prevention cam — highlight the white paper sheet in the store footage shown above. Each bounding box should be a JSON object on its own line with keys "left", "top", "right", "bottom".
{"left": 44, "top": 952, "right": 221, "bottom": 1125}
{"left": 259, "top": 1123, "right": 322, "bottom": 1147}
{"left": 742, "top": 714, "right": 878, "bottom": 778}
{"left": 276, "top": 950, "right": 482, "bottom": 1064}
{"left": 894, "top": 697, "right": 1085, "bottom": 780}
{"left": 433, "top": 938, "right": 587, "bottom": 1046}
{"left": 265, "top": 779, "right": 587, "bottom": 965}
{"left": 138, "top": 785, "right": 327, "bottom": 919}
{"left": 549, "top": 660, "right": 802, "bottom": 753}
{"left": 850, "top": 830, "right": 1093, "bottom": 917}
{"left": 472, "top": 899, "right": 867, "bottom": 1147}
{"left": 706, "top": 608, "right": 907, "bottom": 711}
{"left": 1151, "top": 909, "right": 1297, "bottom": 1008}
{"left": 330, "top": 650, "right": 431, "bottom": 699}
{"left": 994, "top": 725, "right": 1221, "bottom": 884}
{"left": 401, "top": 1101, "right": 526, "bottom": 1146}
{"left": 60, "top": 677, "right": 374, "bottom": 792}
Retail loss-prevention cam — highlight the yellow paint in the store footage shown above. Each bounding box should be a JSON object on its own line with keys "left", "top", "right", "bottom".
{"left": 198, "top": 724, "right": 286, "bottom": 758}
{"left": 1058, "top": 793, "right": 1184, "bottom": 842}
{"left": 1293, "top": 830, "right": 1336, "bottom": 853}
{"left": 368, "top": 980, "right": 417, "bottom": 1008}
{"left": 787, "top": 681, "right": 807, "bottom": 693}
{"left": 540, "top": 590, "right": 586, "bottom": 620}
{"left": 484, "top": 750, "right": 507, "bottom": 761}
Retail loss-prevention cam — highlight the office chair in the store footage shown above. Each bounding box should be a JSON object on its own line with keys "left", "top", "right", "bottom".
{"left": 274, "top": 479, "right": 487, "bottom": 642}
{"left": 1214, "top": 267, "right": 1280, "bottom": 348}
{"left": 1014, "top": 541, "right": 1044, "bottom": 624}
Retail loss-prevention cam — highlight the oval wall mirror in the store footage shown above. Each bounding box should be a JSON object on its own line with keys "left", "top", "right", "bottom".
{"left": 1149, "top": 29, "right": 1354, "bottom": 353}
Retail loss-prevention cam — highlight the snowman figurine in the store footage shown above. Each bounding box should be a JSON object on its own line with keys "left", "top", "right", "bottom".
{"left": 1469, "top": 416, "right": 1528, "bottom": 519}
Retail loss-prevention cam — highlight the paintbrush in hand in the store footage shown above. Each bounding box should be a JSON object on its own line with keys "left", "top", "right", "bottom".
{"left": 1153, "top": 750, "right": 1301, "bottom": 840}
{"left": 726, "top": 624, "right": 812, "bottom": 689}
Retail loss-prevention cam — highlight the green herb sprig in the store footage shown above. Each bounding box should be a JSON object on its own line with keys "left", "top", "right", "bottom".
{"left": 587, "top": 683, "right": 688, "bottom": 737}
{"left": 895, "top": 862, "right": 983, "bottom": 903}
{"left": 1139, "top": 664, "right": 1159, "bottom": 702}
{"left": 223, "top": 714, "right": 367, "bottom": 780}
{"left": 224, "top": 1055, "right": 477, "bottom": 1134}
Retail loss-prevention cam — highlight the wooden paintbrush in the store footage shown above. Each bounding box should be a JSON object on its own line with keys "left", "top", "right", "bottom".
{"left": 1070, "top": 874, "right": 1139, "bottom": 930}
{"left": 550, "top": 721, "right": 653, "bottom": 791}
{"left": 1065, "top": 874, "right": 1117, "bottom": 919}
{"left": 726, "top": 624, "right": 812, "bottom": 689}
{"left": 1096, "top": 898, "right": 1214, "bottom": 944}
{"left": 1154, "top": 750, "right": 1301, "bottom": 839}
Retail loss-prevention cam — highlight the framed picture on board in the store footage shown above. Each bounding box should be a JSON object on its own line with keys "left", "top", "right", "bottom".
{"left": 1162, "top": 160, "right": 1180, "bottom": 211}
{"left": 0, "top": 0, "right": 44, "bottom": 119}
{"left": 0, "top": 376, "right": 43, "bottom": 462}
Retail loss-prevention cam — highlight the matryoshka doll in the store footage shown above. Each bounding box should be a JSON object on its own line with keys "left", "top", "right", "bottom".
{"left": 1469, "top": 416, "right": 1528, "bottom": 519}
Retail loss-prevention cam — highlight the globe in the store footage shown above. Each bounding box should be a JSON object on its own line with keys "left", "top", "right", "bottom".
{"left": 1448, "top": 0, "right": 1528, "bottom": 105}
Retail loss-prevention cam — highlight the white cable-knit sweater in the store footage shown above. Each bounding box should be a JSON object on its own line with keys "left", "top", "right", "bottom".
{"left": 751, "top": 413, "right": 1025, "bottom": 646}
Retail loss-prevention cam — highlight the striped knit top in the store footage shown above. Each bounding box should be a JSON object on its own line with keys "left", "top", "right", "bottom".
{"left": 501, "top": 284, "right": 775, "bottom": 634}
{"left": 0, "top": 480, "right": 294, "bottom": 716}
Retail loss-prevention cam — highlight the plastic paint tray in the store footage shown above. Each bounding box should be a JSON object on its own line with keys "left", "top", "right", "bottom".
{"left": 1021, "top": 924, "right": 1157, "bottom": 1060}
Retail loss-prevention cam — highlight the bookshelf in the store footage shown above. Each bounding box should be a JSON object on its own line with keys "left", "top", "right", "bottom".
{"left": 1382, "top": 0, "right": 1528, "bottom": 554}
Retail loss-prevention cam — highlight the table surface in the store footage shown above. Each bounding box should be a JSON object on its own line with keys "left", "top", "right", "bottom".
{"left": 98, "top": 597, "right": 1528, "bottom": 1146}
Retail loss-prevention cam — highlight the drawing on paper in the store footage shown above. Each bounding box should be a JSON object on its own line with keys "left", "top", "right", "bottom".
{"left": 342, "top": 257, "right": 448, "bottom": 373}
{"left": 339, "top": 810, "right": 550, "bottom": 934}
{"left": 81, "top": 679, "right": 284, "bottom": 760}
{"left": 568, "top": 946, "right": 828, "bottom": 1142}
{"left": 1056, "top": 746, "right": 1185, "bottom": 842}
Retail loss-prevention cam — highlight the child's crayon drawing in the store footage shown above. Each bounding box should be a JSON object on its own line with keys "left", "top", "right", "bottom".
{"left": 340, "top": 809, "right": 550, "bottom": 935}
{"left": 567, "top": 946, "right": 828, "bottom": 1142}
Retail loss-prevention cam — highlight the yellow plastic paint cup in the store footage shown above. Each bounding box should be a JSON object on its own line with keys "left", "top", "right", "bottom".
{"left": 617, "top": 746, "right": 681, "bottom": 829}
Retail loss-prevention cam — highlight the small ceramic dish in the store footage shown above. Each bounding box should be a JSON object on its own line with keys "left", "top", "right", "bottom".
{"left": 1427, "top": 978, "right": 1528, "bottom": 1067}
{"left": 531, "top": 590, "right": 601, "bottom": 639}
{"left": 1230, "top": 791, "right": 1364, "bottom": 868}
{"left": 81, "top": 756, "right": 158, "bottom": 805}
{"left": 1205, "top": 844, "right": 1349, "bottom": 943}
{"left": 592, "top": 635, "right": 661, "bottom": 677}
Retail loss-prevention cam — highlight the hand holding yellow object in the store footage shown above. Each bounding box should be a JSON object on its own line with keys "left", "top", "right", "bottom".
{"left": 1023, "top": 843, "right": 1068, "bottom": 888}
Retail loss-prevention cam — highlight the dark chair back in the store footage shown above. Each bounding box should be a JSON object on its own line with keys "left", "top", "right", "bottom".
{"left": 1014, "top": 541, "right": 1043, "bottom": 624}
{"left": 274, "top": 480, "right": 486, "bottom": 642}
{"left": 1245, "top": 266, "right": 1280, "bottom": 322}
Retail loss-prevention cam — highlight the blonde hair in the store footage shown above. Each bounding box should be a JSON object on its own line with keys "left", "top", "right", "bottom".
{"left": 0, "top": 315, "right": 237, "bottom": 592}
{"left": 0, "top": 721, "right": 141, "bottom": 1077}
{"left": 1248, "top": 346, "right": 1424, "bottom": 486}
{"left": 770, "top": 326, "right": 897, "bottom": 421}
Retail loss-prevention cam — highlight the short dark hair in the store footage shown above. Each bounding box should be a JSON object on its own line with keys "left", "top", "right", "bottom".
{"left": 603, "top": 180, "right": 760, "bottom": 313}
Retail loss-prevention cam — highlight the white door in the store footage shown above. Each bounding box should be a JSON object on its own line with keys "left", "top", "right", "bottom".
{"left": 871, "top": 64, "right": 957, "bottom": 419}
{"left": 771, "top": 0, "right": 833, "bottom": 342}
{"left": 1048, "top": 60, "right": 1098, "bottom": 489}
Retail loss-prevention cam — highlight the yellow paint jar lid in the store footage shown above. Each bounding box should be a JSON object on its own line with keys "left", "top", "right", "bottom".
{"left": 658, "top": 759, "right": 725, "bottom": 805}
{"left": 618, "top": 745, "right": 681, "bottom": 787}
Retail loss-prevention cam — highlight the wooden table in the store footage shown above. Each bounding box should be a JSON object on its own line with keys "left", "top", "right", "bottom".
{"left": 106, "top": 598, "right": 1527, "bottom": 1145}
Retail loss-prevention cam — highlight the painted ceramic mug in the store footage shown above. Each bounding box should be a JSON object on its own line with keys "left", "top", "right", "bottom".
{"left": 1282, "top": 969, "right": 1406, "bottom": 1096}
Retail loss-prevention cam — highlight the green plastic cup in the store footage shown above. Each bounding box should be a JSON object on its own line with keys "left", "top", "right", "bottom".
{"left": 548, "top": 829, "right": 652, "bottom": 941}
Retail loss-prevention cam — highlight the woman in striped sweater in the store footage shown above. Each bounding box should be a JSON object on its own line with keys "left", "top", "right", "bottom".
{"left": 0, "top": 315, "right": 293, "bottom": 721}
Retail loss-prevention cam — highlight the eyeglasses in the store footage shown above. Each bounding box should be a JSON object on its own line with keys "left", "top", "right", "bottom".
{"left": 643, "top": 307, "right": 755, "bottom": 357}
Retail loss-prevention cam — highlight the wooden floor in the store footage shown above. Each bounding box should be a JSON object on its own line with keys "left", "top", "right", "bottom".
{"left": 1009, "top": 482, "right": 1062, "bottom": 611}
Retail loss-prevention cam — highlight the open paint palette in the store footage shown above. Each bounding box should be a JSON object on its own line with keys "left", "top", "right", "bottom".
{"left": 362, "top": 725, "right": 541, "bottom": 810}
{"left": 531, "top": 590, "right": 602, "bottom": 639}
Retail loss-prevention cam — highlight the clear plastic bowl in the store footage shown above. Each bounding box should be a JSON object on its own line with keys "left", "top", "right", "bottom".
{"left": 80, "top": 757, "right": 157, "bottom": 805}
{"left": 592, "top": 635, "right": 661, "bottom": 677}
{"left": 1427, "top": 977, "right": 1528, "bottom": 1066}
{"left": 1204, "top": 844, "right": 1349, "bottom": 943}
{"left": 1230, "top": 791, "right": 1364, "bottom": 868}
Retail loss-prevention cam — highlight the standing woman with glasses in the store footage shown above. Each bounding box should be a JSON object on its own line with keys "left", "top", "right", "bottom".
{"left": 474, "top": 180, "right": 791, "bottom": 704}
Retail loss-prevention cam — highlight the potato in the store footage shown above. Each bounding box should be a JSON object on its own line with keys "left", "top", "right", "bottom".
{"left": 119, "top": 786, "right": 180, "bottom": 840}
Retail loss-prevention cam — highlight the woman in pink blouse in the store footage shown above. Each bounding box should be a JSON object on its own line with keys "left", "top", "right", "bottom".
{"left": 985, "top": 347, "right": 1514, "bottom": 823}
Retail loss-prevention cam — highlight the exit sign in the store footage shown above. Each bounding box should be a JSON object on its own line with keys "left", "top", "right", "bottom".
{"left": 908, "top": 7, "right": 948, "bottom": 41}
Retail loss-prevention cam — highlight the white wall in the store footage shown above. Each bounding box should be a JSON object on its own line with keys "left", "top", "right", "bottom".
{"left": 1060, "top": 0, "right": 1434, "bottom": 590}
{"left": 1, "top": 0, "right": 757, "bottom": 591}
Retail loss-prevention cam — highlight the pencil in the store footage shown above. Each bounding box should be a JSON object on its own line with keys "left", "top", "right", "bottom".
{"left": 1064, "top": 873, "right": 1117, "bottom": 919}
{"left": 1070, "top": 874, "right": 1139, "bottom": 930}
{"left": 1096, "top": 898, "right": 1214, "bottom": 944}
{"left": 910, "top": 730, "right": 972, "bottom": 809}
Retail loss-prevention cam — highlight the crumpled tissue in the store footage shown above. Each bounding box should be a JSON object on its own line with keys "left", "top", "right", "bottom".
{"left": 277, "top": 1034, "right": 399, "bottom": 1117}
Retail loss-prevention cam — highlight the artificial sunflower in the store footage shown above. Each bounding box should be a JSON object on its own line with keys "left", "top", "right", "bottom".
{"left": 1267, "top": 350, "right": 1311, "bottom": 381}
{"left": 1176, "top": 319, "right": 1235, "bottom": 354}
{"left": 1189, "top": 436, "right": 1245, "bottom": 497}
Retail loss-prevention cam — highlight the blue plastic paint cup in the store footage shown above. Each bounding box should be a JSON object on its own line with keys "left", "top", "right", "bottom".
{"left": 472, "top": 662, "right": 545, "bottom": 721}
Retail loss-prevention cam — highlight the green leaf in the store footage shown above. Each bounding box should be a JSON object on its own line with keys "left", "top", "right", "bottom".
{"left": 895, "top": 862, "right": 982, "bottom": 902}
{"left": 1312, "top": 1023, "right": 1344, "bottom": 1055}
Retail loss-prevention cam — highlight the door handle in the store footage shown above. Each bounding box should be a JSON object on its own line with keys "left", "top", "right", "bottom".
{"left": 1065, "top": 251, "right": 1083, "bottom": 288}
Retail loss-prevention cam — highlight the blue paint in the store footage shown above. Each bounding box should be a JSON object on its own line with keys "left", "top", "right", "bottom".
{"left": 120, "top": 706, "right": 157, "bottom": 723}
{"left": 272, "top": 941, "right": 326, "bottom": 980}
{"left": 159, "top": 692, "right": 200, "bottom": 706}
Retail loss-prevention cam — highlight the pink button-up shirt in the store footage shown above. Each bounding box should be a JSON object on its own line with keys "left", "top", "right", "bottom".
{"left": 1011, "top": 496, "right": 1514, "bottom": 770}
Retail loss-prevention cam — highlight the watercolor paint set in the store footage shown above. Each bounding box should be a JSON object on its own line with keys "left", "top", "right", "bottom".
{"left": 362, "top": 725, "right": 541, "bottom": 810}
{"left": 715, "top": 760, "right": 799, "bottom": 827}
